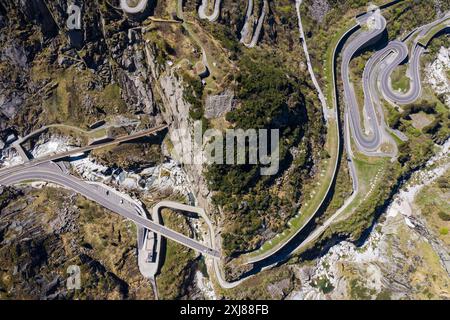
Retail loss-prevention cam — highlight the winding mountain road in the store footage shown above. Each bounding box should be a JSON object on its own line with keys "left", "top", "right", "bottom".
{"left": 2, "top": 1, "right": 449, "bottom": 291}
{"left": 341, "top": 10, "right": 392, "bottom": 155}
{"left": 198, "top": 0, "right": 222, "bottom": 22}
{"left": 240, "top": 0, "right": 268, "bottom": 48}
{"left": 342, "top": 9, "right": 449, "bottom": 156}
{"left": 0, "top": 163, "right": 220, "bottom": 258}
{"left": 240, "top": 0, "right": 254, "bottom": 44}
{"left": 380, "top": 12, "right": 450, "bottom": 105}
{"left": 226, "top": 4, "right": 449, "bottom": 277}
{"left": 120, "top": 0, "right": 148, "bottom": 14}
{"left": 293, "top": 8, "right": 450, "bottom": 256}
{"left": 296, "top": 0, "right": 330, "bottom": 121}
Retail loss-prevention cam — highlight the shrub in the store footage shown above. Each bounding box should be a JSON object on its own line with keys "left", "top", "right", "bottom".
{"left": 438, "top": 211, "right": 450, "bottom": 222}
{"left": 439, "top": 227, "right": 449, "bottom": 236}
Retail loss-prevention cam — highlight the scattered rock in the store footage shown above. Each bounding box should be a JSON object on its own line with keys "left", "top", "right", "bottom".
{"left": 308, "top": 0, "right": 330, "bottom": 23}
{"left": 204, "top": 90, "right": 234, "bottom": 119}
{"left": 426, "top": 46, "right": 450, "bottom": 107}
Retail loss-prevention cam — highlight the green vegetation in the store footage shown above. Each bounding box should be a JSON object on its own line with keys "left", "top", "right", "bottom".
{"left": 349, "top": 52, "right": 375, "bottom": 124}
{"left": 317, "top": 151, "right": 353, "bottom": 224}
{"left": 225, "top": 52, "right": 305, "bottom": 130}
{"left": 390, "top": 64, "right": 411, "bottom": 92}
{"left": 145, "top": 29, "right": 174, "bottom": 66}
{"left": 297, "top": 113, "right": 436, "bottom": 257}
{"left": 415, "top": 169, "right": 450, "bottom": 245}
{"left": 388, "top": 100, "right": 437, "bottom": 130}
{"left": 427, "top": 33, "right": 450, "bottom": 57}
{"left": 216, "top": 265, "right": 297, "bottom": 299}
{"left": 376, "top": 290, "right": 392, "bottom": 300}
{"left": 311, "top": 276, "right": 335, "bottom": 294}
{"left": 181, "top": 10, "right": 237, "bottom": 95}
{"left": 349, "top": 278, "right": 376, "bottom": 300}
{"left": 90, "top": 137, "right": 163, "bottom": 170}
{"left": 157, "top": 209, "right": 196, "bottom": 300}
{"left": 417, "top": 19, "right": 450, "bottom": 47}
{"left": 0, "top": 188, "right": 17, "bottom": 209}
{"left": 0, "top": 186, "right": 153, "bottom": 299}
{"left": 36, "top": 68, "right": 128, "bottom": 129}
{"left": 205, "top": 48, "right": 325, "bottom": 256}
{"left": 438, "top": 211, "right": 450, "bottom": 221}
{"left": 202, "top": 22, "right": 240, "bottom": 57}
{"left": 384, "top": 1, "right": 450, "bottom": 40}
{"left": 77, "top": 197, "right": 105, "bottom": 223}
{"left": 182, "top": 71, "right": 205, "bottom": 121}
{"left": 330, "top": 156, "right": 394, "bottom": 237}
{"left": 245, "top": 121, "right": 338, "bottom": 259}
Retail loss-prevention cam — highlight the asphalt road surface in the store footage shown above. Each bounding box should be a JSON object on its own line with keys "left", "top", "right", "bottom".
{"left": 0, "top": 125, "right": 168, "bottom": 177}
{"left": 0, "top": 163, "right": 220, "bottom": 258}
{"left": 380, "top": 12, "right": 450, "bottom": 105}
{"left": 198, "top": 0, "right": 222, "bottom": 22}
{"left": 341, "top": 10, "right": 449, "bottom": 155}
{"left": 341, "top": 10, "right": 387, "bottom": 154}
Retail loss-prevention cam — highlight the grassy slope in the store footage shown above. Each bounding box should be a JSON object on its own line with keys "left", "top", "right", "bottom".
{"left": 0, "top": 187, "right": 153, "bottom": 299}
{"left": 156, "top": 208, "right": 196, "bottom": 299}
{"left": 245, "top": 119, "right": 338, "bottom": 259}
{"left": 414, "top": 169, "right": 450, "bottom": 246}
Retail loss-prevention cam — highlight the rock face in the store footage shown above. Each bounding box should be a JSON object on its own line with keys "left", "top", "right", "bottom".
{"left": 426, "top": 46, "right": 450, "bottom": 107}
{"left": 288, "top": 141, "right": 450, "bottom": 300}
{"left": 289, "top": 209, "right": 450, "bottom": 300}
{"left": 308, "top": 0, "right": 330, "bottom": 23}
{"left": 145, "top": 44, "right": 213, "bottom": 212}
{"left": 0, "top": 1, "right": 167, "bottom": 299}
{"left": 0, "top": 0, "right": 160, "bottom": 140}
{"left": 116, "top": 29, "right": 156, "bottom": 115}
{"left": 204, "top": 90, "right": 234, "bottom": 119}
{"left": 0, "top": 36, "right": 30, "bottom": 121}
{"left": 143, "top": 44, "right": 226, "bottom": 274}
{"left": 0, "top": 186, "right": 154, "bottom": 300}
{"left": 5, "top": 0, "right": 58, "bottom": 39}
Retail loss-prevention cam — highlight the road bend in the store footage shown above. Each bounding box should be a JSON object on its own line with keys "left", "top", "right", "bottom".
{"left": 380, "top": 12, "right": 450, "bottom": 105}
{"left": 0, "top": 165, "right": 220, "bottom": 258}
{"left": 198, "top": 0, "right": 222, "bottom": 22}
{"left": 341, "top": 10, "right": 388, "bottom": 154}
